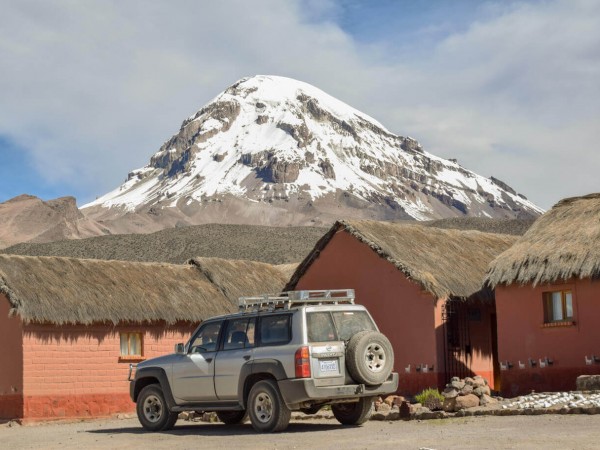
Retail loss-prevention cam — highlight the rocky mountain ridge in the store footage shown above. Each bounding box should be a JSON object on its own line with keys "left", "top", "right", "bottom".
{"left": 81, "top": 75, "right": 542, "bottom": 231}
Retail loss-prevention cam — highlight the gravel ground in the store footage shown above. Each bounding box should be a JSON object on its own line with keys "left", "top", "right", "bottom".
{"left": 2, "top": 218, "right": 534, "bottom": 264}
{"left": 2, "top": 223, "right": 327, "bottom": 264}
{"left": 2, "top": 414, "right": 600, "bottom": 450}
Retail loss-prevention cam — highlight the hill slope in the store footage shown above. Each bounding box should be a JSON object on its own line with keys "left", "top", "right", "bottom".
{"left": 2, "top": 223, "right": 327, "bottom": 264}
{"left": 2, "top": 218, "right": 533, "bottom": 264}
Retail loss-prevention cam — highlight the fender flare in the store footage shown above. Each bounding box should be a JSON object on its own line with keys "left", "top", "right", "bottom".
{"left": 133, "top": 367, "right": 177, "bottom": 410}
{"left": 238, "top": 359, "right": 288, "bottom": 408}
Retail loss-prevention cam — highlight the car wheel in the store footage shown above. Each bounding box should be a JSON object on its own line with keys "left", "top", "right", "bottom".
{"left": 332, "top": 398, "right": 374, "bottom": 425}
{"left": 217, "top": 410, "right": 247, "bottom": 424}
{"left": 248, "top": 380, "right": 291, "bottom": 432}
{"left": 136, "top": 384, "right": 178, "bottom": 431}
{"left": 346, "top": 330, "right": 394, "bottom": 386}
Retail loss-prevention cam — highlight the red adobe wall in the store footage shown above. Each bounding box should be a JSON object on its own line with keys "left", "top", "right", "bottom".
{"left": 496, "top": 278, "right": 600, "bottom": 396}
{"left": 469, "top": 302, "right": 496, "bottom": 387}
{"left": 0, "top": 294, "right": 24, "bottom": 419}
{"left": 19, "top": 322, "right": 196, "bottom": 421}
{"left": 294, "top": 230, "right": 440, "bottom": 395}
{"left": 433, "top": 300, "right": 496, "bottom": 389}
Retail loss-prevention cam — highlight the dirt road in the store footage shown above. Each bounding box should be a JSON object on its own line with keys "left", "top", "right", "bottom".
{"left": 2, "top": 414, "right": 600, "bottom": 449}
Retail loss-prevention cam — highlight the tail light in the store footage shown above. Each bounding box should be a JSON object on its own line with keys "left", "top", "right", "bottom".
{"left": 295, "top": 346, "right": 311, "bottom": 378}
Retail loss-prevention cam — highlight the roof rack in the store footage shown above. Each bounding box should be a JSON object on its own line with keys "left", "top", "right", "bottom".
{"left": 238, "top": 289, "right": 355, "bottom": 311}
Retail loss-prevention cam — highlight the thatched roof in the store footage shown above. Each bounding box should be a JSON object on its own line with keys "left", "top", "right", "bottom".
{"left": 486, "top": 193, "right": 600, "bottom": 287}
{"left": 275, "top": 263, "right": 299, "bottom": 280}
{"left": 188, "top": 257, "right": 291, "bottom": 306}
{"left": 285, "top": 220, "right": 516, "bottom": 299}
{"left": 0, "top": 255, "right": 234, "bottom": 325}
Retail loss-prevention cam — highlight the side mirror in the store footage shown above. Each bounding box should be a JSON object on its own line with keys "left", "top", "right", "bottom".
{"left": 174, "top": 343, "right": 185, "bottom": 354}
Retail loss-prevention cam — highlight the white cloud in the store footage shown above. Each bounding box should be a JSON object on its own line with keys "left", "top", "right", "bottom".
{"left": 0, "top": 0, "right": 598, "bottom": 209}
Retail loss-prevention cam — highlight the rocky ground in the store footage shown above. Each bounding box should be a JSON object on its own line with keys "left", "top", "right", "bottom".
{"left": 2, "top": 223, "right": 327, "bottom": 264}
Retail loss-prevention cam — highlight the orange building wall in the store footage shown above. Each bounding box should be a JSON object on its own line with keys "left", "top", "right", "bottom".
{"left": 433, "top": 300, "right": 496, "bottom": 388}
{"left": 0, "top": 295, "right": 24, "bottom": 419}
{"left": 295, "top": 230, "right": 440, "bottom": 395}
{"left": 496, "top": 278, "right": 600, "bottom": 396}
{"left": 469, "top": 302, "right": 496, "bottom": 386}
{"left": 19, "top": 322, "right": 196, "bottom": 420}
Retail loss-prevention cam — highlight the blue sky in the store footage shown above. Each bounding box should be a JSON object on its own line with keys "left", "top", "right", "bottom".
{"left": 0, "top": 0, "right": 598, "bottom": 209}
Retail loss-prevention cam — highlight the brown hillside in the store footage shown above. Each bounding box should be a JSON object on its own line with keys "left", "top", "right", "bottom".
{"left": 2, "top": 223, "right": 328, "bottom": 264}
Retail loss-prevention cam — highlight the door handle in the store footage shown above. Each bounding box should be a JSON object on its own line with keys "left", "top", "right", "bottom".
{"left": 205, "top": 358, "right": 213, "bottom": 363}
{"left": 243, "top": 355, "right": 251, "bottom": 361}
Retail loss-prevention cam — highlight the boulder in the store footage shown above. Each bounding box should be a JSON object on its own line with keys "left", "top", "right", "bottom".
{"left": 464, "top": 377, "right": 475, "bottom": 387}
{"left": 376, "top": 402, "right": 392, "bottom": 413}
{"left": 576, "top": 375, "right": 600, "bottom": 391}
{"left": 455, "top": 394, "right": 480, "bottom": 410}
{"left": 473, "top": 385, "right": 491, "bottom": 397}
{"left": 450, "top": 379, "right": 466, "bottom": 390}
{"left": 443, "top": 397, "right": 457, "bottom": 412}
{"left": 400, "top": 401, "right": 422, "bottom": 419}
{"left": 479, "top": 394, "right": 498, "bottom": 406}
{"left": 384, "top": 395, "right": 405, "bottom": 407}
{"left": 460, "top": 384, "right": 474, "bottom": 396}
{"left": 473, "top": 376, "right": 487, "bottom": 387}
{"left": 371, "top": 412, "right": 388, "bottom": 421}
{"left": 442, "top": 387, "right": 459, "bottom": 399}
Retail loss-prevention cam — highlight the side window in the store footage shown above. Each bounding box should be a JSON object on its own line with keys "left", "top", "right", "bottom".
{"left": 307, "top": 312, "right": 337, "bottom": 343}
{"left": 259, "top": 314, "right": 291, "bottom": 346}
{"left": 188, "top": 321, "right": 222, "bottom": 354}
{"left": 332, "top": 311, "right": 376, "bottom": 341}
{"left": 223, "top": 317, "right": 256, "bottom": 350}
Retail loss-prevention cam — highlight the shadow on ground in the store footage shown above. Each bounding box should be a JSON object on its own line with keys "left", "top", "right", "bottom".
{"left": 88, "top": 421, "right": 345, "bottom": 436}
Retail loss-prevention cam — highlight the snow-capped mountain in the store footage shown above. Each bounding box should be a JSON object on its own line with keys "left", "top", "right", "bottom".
{"left": 83, "top": 75, "right": 542, "bottom": 229}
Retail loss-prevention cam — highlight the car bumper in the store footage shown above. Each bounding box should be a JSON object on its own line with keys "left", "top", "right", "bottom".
{"left": 278, "top": 372, "right": 399, "bottom": 407}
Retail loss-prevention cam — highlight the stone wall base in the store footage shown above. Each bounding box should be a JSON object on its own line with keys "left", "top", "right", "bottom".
{"left": 19, "top": 393, "right": 134, "bottom": 421}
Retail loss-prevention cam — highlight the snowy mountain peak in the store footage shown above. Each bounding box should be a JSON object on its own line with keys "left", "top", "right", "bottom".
{"left": 83, "top": 75, "right": 542, "bottom": 227}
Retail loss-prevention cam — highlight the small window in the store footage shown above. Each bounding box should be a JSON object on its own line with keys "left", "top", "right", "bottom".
{"left": 543, "top": 290, "right": 574, "bottom": 323}
{"left": 223, "top": 318, "right": 256, "bottom": 350}
{"left": 259, "top": 314, "right": 291, "bottom": 346}
{"left": 189, "top": 321, "right": 222, "bottom": 353}
{"left": 120, "top": 332, "right": 143, "bottom": 358}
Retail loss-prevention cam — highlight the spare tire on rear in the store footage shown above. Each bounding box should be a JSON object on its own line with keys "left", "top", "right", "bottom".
{"left": 346, "top": 330, "right": 394, "bottom": 386}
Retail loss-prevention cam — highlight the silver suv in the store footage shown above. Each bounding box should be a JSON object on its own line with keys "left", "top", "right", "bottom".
{"left": 129, "top": 289, "right": 398, "bottom": 433}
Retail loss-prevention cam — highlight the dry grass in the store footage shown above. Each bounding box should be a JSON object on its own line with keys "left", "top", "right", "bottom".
{"left": 287, "top": 220, "right": 516, "bottom": 299}
{"left": 188, "top": 257, "right": 293, "bottom": 307}
{"left": 0, "top": 255, "right": 235, "bottom": 325}
{"left": 486, "top": 193, "right": 600, "bottom": 287}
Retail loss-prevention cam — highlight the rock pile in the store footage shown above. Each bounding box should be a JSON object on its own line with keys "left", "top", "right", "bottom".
{"left": 442, "top": 376, "right": 498, "bottom": 412}
{"left": 576, "top": 375, "right": 600, "bottom": 391}
{"left": 502, "top": 392, "right": 600, "bottom": 411}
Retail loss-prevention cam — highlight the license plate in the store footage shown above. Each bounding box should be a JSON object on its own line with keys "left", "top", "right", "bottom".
{"left": 319, "top": 359, "right": 339, "bottom": 373}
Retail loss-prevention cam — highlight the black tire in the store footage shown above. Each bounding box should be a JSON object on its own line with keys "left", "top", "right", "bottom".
{"left": 136, "top": 384, "right": 178, "bottom": 431}
{"left": 332, "top": 397, "right": 374, "bottom": 425}
{"left": 346, "top": 330, "right": 394, "bottom": 386}
{"left": 217, "top": 410, "right": 247, "bottom": 425}
{"left": 247, "top": 380, "right": 291, "bottom": 433}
